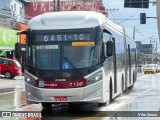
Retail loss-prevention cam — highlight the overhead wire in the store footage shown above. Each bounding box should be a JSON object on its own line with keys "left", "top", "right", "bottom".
{"left": 117, "top": 10, "right": 124, "bottom": 20}
{"left": 109, "top": 11, "right": 119, "bottom": 24}
{"left": 113, "top": 10, "right": 122, "bottom": 22}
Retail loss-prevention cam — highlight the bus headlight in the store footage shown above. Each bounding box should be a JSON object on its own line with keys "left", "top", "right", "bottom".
{"left": 25, "top": 77, "right": 37, "bottom": 86}
{"left": 87, "top": 71, "right": 103, "bottom": 85}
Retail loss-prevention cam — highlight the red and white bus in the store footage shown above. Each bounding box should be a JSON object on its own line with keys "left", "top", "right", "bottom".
{"left": 15, "top": 11, "right": 137, "bottom": 108}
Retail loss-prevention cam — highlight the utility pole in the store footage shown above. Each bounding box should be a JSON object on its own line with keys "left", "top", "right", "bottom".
{"left": 153, "top": 38, "right": 158, "bottom": 63}
{"left": 156, "top": 40, "right": 157, "bottom": 57}
{"left": 57, "top": 0, "right": 60, "bottom": 11}
{"left": 150, "top": 37, "right": 153, "bottom": 64}
{"left": 53, "top": 0, "right": 60, "bottom": 12}
{"left": 156, "top": 40, "right": 158, "bottom": 63}
{"left": 133, "top": 26, "right": 135, "bottom": 40}
{"left": 150, "top": 37, "right": 157, "bottom": 63}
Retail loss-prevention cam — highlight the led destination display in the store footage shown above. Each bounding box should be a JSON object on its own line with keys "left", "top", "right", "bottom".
{"left": 36, "top": 33, "right": 91, "bottom": 42}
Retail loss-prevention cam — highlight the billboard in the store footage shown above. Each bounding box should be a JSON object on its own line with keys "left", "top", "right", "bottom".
{"left": 0, "top": 27, "right": 17, "bottom": 49}
{"left": 25, "top": 0, "right": 105, "bottom": 19}
{"left": 124, "top": 0, "right": 149, "bottom": 8}
{"left": 18, "top": 24, "right": 27, "bottom": 45}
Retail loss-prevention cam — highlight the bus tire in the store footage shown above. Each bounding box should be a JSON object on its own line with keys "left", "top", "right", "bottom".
{"left": 121, "top": 75, "right": 124, "bottom": 94}
{"left": 98, "top": 102, "right": 107, "bottom": 107}
{"left": 41, "top": 103, "right": 52, "bottom": 109}
{"left": 68, "top": 103, "right": 79, "bottom": 112}
{"left": 128, "top": 73, "right": 135, "bottom": 89}
{"left": 109, "top": 79, "right": 113, "bottom": 104}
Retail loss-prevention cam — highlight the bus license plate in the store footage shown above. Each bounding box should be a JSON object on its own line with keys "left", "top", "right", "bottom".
{"left": 54, "top": 96, "right": 68, "bottom": 101}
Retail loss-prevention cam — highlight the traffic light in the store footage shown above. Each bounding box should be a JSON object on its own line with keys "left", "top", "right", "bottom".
{"left": 140, "top": 13, "right": 146, "bottom": 24}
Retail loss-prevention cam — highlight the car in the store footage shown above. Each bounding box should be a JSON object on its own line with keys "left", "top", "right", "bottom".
{"left": 156, "top": 64, "right": 160, "bottom": 73}
{"left": 143, "top": 64, "right": 157, "bottom": 74}
{"left": 0, "top": 57, "right": 22, "bottom": 79}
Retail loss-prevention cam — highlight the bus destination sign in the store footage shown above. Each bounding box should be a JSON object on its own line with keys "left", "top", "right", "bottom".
{"left": 36, "top": 33, "right": 90, "bottom": 42}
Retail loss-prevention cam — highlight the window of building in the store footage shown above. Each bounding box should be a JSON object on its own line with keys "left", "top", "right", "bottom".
{"left": 14, "top": 3, "right": 16, "bottom": 12}
{"left": 11, "top": 5, "right": 13, "bottom": 11}
{"left": 20, "top": 7, "right": 22, "bottom": 16}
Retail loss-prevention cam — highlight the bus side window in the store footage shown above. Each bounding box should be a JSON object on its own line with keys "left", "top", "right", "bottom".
{"left": 103, "top": 29, "right": 112, "bottom": 58}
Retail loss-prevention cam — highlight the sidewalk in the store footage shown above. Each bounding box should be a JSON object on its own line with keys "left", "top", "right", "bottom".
{"left": 0, "top": 75, "right": 25, "bottom": 89}
{"left": 137, "top": 72, "right": 144, "bottom": 77}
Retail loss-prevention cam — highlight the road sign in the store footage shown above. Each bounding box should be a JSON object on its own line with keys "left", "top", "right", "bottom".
{"left": 124, "top": 0, "right": 149, "bottom": 8}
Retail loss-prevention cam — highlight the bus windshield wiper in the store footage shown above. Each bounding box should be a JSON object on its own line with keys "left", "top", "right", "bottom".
{"left": 64, "top": 57, "right": 82, "bottom": 76}
{"left": 88, "top": 46, "right": 94, "bottom": 73}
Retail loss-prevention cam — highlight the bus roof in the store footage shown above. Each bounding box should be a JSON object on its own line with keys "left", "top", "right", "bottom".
{"left": 28, "top": 11, "right": 122, "bottom": 31}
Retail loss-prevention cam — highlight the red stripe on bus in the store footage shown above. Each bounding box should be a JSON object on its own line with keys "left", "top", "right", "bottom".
{"left": 37, "top": 78, "right": 86, "bottom": 88}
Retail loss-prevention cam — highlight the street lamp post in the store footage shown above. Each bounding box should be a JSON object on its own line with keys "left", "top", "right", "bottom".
{"left": 150, "top": 37, "right": 152, "bottom": 63}
{"left": 53, "top": 0, "right": 56, "bottom": 12}
{"left": 53, "top": 0, "right": 60, "bottom": 12}
{"left": 57, "top": 0, "right": 60, "bottom": 11}
{"left": 150, "top": 36, "right": 157, "bottom": 64}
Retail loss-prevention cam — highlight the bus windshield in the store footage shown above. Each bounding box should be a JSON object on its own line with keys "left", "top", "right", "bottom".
{"left": 62, "top": 45, "right": 98, "bottom": 69}
{"left": 36, "top": 45, "right": 60, "bottom": 69}
{"left": 34, "top": 44, "right": 100, "bottom": 70}
{"left": 26, "top": 28, "right": 102, "bottom": 78}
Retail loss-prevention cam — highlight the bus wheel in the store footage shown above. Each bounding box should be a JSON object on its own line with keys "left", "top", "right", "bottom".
{"left": 41, "top": 103, "right": 52, "bottom": 109}
{"left": 68, "top": 103, "right": 78, "bottom": 112}
{"left": 109, "top": 80, "right": 113, "bottom": 104}
{"left": 98, "top": 102, "right": 107, "bottom": 107}
{"left": 128, "top": 73, "right": 134, "bottom": 89}
{"left": 121, "top": 75, "right": 124, "bottom": 94}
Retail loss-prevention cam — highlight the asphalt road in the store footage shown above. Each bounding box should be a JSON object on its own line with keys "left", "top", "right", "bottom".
{"left": 0, "top": 73, "right": 160, "bottom": 120}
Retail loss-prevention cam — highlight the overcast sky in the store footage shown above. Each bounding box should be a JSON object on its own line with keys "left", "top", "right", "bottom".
{"left": 103, "top": 0, "right": 158, "bottom": 47}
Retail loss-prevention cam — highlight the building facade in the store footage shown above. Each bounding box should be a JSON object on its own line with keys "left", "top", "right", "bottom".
{"left": 0, "top": 0, "right": 25, "bottom": 29}
{"left": 136, "top": 41, "right": 155, "bottom": 64}
{"left": 24, "top": 0, "right": 106, "bottom": 20}
{"left": 10, "top": 0, "right": 25, "bottom": 24}
{"left": 0, "top": 0, "right": 106, "bottom": 58}
{"left": 0, "top": 0, "right": 25, "bottom": 58}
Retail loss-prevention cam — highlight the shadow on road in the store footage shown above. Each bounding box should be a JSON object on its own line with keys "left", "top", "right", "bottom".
{"left": 41, "top": 103, "right": 99, "bottom": 119}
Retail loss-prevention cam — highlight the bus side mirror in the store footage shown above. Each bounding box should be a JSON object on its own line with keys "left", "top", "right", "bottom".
{"left": 15, "top": 42, "right": 21, "bottom": 59}
{"left": 17, "top": 30, "right": 27, "bottom": 35}
{"left": 106, "top": 41, "right": 113, "bottom": 57}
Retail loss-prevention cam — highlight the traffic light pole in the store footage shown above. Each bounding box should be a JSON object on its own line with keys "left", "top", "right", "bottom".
{"left": 140, "top": 13, "right": 157, "bottom": 24}
{"left": 146, "top": 17, "right": 157, "bottom": 19}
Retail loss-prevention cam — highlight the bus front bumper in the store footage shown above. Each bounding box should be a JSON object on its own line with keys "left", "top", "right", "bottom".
{"left": 25, "top": 81, "right": 103, "bottom": 104}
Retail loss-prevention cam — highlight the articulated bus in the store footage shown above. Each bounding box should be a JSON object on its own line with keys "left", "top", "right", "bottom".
{"left": 16, "top": 11, "right": 137, "bottom": 108}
